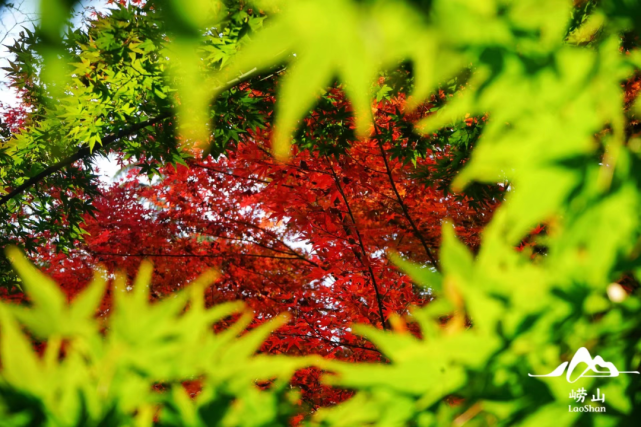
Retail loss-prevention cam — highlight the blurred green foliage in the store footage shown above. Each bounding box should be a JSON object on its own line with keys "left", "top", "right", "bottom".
{"left": 0, "top": 247, "right": 312, "bottom": 426}
{"left": 3, "top": 0, "right": 641, "bottom": 425}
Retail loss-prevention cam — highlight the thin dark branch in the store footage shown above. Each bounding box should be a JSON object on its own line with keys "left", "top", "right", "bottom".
{"left": 188, "top": 230, "right": 319, "bottom": 267}
{"left": 375, "top": 135, "right": 440, "bottom": 270}
{"left": 89, "top": 251, "right": 305, "bottom": 261}
{"left": 0, "top": 114, "right": 171, "bottom": 207}
{"left": 222, "top": 217, "right": 320, "bottom": 267}
{"left": 192, "top": 164, "right": 295, "bottom": 189}
{"left": 326, "top": 157, "right": 388, "bottom": 330}
{"left": 275, "top": 332, "right": 381, "bottom": 354}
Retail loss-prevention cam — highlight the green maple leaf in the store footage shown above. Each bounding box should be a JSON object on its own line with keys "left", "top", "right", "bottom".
{"left": 216, "top": 0, "right": 437, "bottom": 159}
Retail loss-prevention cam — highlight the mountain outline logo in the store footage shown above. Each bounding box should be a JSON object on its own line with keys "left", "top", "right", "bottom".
{"left": 528, "top": 347, "right": 640, "bottom": 383}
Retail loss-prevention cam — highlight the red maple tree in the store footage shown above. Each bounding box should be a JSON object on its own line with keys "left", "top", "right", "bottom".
{"left": 29, "top": 87, "right": 497, "bottom": 408}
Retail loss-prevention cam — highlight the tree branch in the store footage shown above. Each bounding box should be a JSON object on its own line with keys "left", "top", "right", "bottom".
{"left": 326, "top": 157, "right": 388, "bottom": 330}
{"left": 0, "top": 114, "right": 171, "bottom": 207}
{"left": 274, "top": 332, "right": 381, "bottom": 354}
{"left": 221, "top": 217, "right": 319, "bottom": 267}
{"left": 89, "top": 251, "right": 307, "bottom": 262}
{"left": 376, "top": 137, "right": 440, "bottom": 270}
{"left": 192, "top": 164, "right": 295, "bottom": 189}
